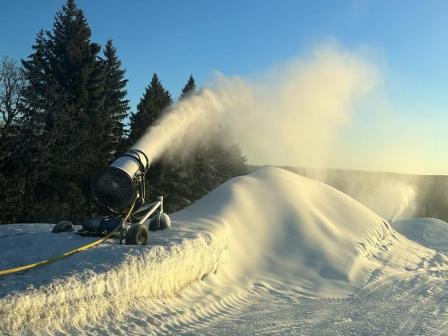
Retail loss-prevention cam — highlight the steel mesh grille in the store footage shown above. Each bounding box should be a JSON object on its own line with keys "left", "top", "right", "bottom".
{"left": 91, "top": 167, "right": 136, "bottom": 212}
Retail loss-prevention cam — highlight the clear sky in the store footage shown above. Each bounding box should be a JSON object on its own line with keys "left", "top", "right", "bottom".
{"left": 1, "top": 0, "right": 447, "bottom": 174}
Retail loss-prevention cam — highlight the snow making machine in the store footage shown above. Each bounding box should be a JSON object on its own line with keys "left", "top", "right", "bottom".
{"left": 53, "top": 149, "right": 171, "bottom": 245}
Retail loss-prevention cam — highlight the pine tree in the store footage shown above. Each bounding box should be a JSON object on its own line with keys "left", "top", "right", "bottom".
{"left": 179, "top": 76, "right": 248, "bottom": 205}
{"left": 18, "top": 30, "right": 57, "bottom": 221}
{"left": 155, "top": 75, "right": 198, "bottom": 210}
{"left": 21, "top": 30, "right": 50, "bottom": 134}
{"left": 18, "top": 0, "right": 108, "bottom": 222}
{"left": 101, "top": 39, "right": 129, "bottom": 159}
{"left": 180, "top": 75, "right": 196, "bottom": 99}
{"left": 46, "top": 0, "right": 107, "bottom": 174}
{"left": 127, "top": 73, "right": 172, "bottom": 202}
{"left": 149, "top": 75, "right": 248, "bottom": 212}
{"left": 128, "top": 73, "right": 172, "bottom": 145}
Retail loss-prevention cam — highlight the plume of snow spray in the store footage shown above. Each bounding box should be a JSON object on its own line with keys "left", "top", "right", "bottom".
{"left": 134, "top": 79, "right": 253, "bottom": 161}
{"left": 133, "top": 45, "right": 377, "bottom": 167}
{"left": 345, "top": 178, "right": 417, "bottom": 221}
{"left": 133, "top": 43, "right": 417, "bottom": 219}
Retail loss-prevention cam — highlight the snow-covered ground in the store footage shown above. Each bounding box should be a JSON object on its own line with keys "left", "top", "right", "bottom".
{"left": 1, "top": 167, "right": 448, "bottom": 335}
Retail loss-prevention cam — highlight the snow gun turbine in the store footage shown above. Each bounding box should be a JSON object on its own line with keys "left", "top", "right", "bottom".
{"left": 91, "top": 149, "right": 152, "bottom": 213}
{"left": 52, "top": 149, "right": 171, "bottom": 244}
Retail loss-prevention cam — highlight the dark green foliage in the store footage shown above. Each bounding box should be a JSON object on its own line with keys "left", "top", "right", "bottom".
{"left": 180, "top": 74, "right": 196, "bottom": 100}
{"left": 128, "top": 74, "right": 172, "bottom": 145}
{"left": 2, "top": 0, "right": 447, "bottom": 227}
{"left": 0, "top": 0, "right": 248, "bottom": 223}
{"left": 0, "top": 0, "right": 128, "bottom": 223}
{"left": 155, "top": 75, "right": 198, "bottom": 210}
{"left": 129, "top": 75, "right": 248, "bottom": 213}
{"left": 101, "top": 40, "right": 129, "bottom": 158}
{"left": 17, "top": 0, "right": 104, "bottom": 222}
{"left": 180, "top": 77, "right": 248, "bottom": 208}
{"left": 126, "top": 73, "right": 173, "bottom": 208}
{"left": 188, "top": 126, "right": 248, "bottom": 200}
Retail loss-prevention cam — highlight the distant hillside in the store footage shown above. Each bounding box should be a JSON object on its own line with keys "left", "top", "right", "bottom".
{"left": 250, "top": 165, "right": 448, "bottom": 222}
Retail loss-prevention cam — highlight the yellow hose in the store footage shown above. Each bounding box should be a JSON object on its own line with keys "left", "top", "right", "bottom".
{"left": 0, "top": 202, "right": 136, "bottom": 277}
{"left": 0, "top": 228, "right": 118, "bottom": 276}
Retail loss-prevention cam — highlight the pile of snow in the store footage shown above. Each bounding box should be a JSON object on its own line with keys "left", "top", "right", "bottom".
{"left": 393, "top": 218, "right": 448, "bottom": 250}
{"left": 177, "top": 167, "right": 393, "bottom": 296}
{"left": 0, "top": 167, "right": 436, "bottom": 334}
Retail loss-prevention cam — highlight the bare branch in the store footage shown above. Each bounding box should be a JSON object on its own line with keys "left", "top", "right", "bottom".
{"left": 0, "top": 57, "right": 25, "bottom": 133}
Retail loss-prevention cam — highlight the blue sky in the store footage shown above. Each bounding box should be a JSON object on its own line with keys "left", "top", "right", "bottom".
{"left": 1, "top": 0, "right": 447, "bottom": 173}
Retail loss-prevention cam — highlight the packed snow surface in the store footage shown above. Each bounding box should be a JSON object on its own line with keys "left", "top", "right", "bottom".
{"left": 1, "top": 167, "right": 448, "bottom": 335}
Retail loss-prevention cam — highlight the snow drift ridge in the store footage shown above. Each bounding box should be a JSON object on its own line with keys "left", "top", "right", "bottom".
{"left": 0, "top": 167, "right": 397, "bottom": 334}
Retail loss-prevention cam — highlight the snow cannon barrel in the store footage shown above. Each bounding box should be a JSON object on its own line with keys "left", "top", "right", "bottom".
{"left": 91, "top": 149, "right": 150, "bottom": 212}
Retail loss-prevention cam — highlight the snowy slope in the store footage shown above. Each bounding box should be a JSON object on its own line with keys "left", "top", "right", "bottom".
{"left": 0, "top": 167, "right": 447, "bottom": 335}
{"left": 393, "top": 217, "right": 448, "bottom": 250}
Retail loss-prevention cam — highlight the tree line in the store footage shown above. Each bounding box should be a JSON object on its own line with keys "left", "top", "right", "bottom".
{"left": 0, "top": 0, "right": 247, "bottom": 224}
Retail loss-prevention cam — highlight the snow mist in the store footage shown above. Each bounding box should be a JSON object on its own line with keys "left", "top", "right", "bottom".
{"left": 344, "top": 176, "right": 417, "bottom": 221}
{"left": 133, "top": 44, "right": 416, "bottom": 220}
{"left": 133, "top": 44, "right": 377, "bottom": 166}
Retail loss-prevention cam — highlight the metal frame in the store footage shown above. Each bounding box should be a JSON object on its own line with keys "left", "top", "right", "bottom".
{"left": 89, "top": 149, "right": 165, "bottom": 244}
{"left": 119, "top": 196, "right": 164, "bottom": 244}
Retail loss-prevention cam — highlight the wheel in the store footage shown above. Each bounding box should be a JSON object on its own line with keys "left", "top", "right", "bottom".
{"left": 148, "top": 213, "right": 171, "bottom": 231}
{"left": 52, "top": 221, "right": 74, "bottom": 233}
{"left": 159, "top": 213, "right": 171, "bottom": 230}
{"left": 125, "top": 224, "right": 149, "bottom": 245}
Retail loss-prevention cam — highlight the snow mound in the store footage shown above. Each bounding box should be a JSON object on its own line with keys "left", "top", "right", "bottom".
{"left": 176, "top": 167, "right": 391, "bottom": 296}
{"left": 393, "top": 217, "right": 448, "bottom": 250}
{"left": 0, "top": 167, "right": 422, "bottom": 334}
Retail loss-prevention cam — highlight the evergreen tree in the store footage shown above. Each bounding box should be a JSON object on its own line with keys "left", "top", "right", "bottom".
{"left": 180, "top": 74, "right": 196, "bottom": 99}
{"left": 178, "top": 76, "right": 248, "bottom": 206}
{"left": 18, "top": 30, "right": 57, "bottom": 221}
{"left": 128, "top": 73, "right": 172, "bottom": 145}
{"left": 21, "top": 30, "right": 50, "bottom": 134}
{"left": 18, "top": 0, "right": 108, "bottom": 222}
{"left": 101, "top": 39, "right": 129, "bottom": 159}
{"left": 155, "top": 75, "right": 198, "bottom": 210}
{"left": 149, "top": 75, "right": 248, "bottom": 212}
{"left": 127, "top": 73, "right": 172, "bottom": 201}
{"left": 46, "top": 0, "right": 107, "bottom": 174}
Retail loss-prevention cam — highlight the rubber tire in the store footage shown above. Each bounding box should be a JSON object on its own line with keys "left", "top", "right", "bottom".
{"left": 52, "top": 221, "right": 74, "bottom": 233}
{"left": 149, "top": 213, "right": 171, "bottom": 231}
{"left": 159, "top": 213, "right": 171, "bottom": 230}
{"left": 125, "top": 224, "right": 149, "bottom": 245}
